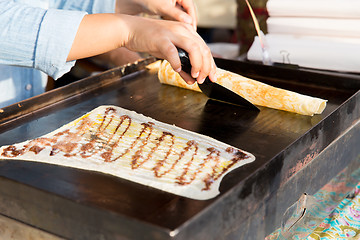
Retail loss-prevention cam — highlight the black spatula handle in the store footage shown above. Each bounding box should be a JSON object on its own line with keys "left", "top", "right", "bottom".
{"left": 177, "top": 48, "right": 192, "bottom": 75}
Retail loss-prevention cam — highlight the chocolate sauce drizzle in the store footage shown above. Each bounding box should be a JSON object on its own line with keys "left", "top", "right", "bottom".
{"left": 1, "top": 107, "right": 249, "bottom": 191}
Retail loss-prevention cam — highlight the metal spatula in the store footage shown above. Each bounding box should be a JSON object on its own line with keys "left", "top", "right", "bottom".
{"left": 178, "top": 48, "right": 259, "bottom": 110}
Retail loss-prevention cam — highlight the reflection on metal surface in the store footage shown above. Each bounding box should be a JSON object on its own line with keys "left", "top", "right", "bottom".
{"left": 199, "top": 99, "right": 259, "bottom": 142}
{"left": 252, "top": 108, "right": 322, "bottom": 135}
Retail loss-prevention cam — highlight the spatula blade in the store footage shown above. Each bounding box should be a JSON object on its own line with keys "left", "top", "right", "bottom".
{"left": 198, "top": 78, "right": 260, "bottom": 110}
{"left": 177, "top": 48, "right": 259, "bottom": 110}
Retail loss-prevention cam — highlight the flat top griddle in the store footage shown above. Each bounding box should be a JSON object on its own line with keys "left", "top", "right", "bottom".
{"left": 0, "top": 58, "right": 359, "bottom": 239}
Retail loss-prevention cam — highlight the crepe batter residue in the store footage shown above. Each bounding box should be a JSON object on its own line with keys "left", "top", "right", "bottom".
{"left": 1, "top": 107, "right": 249, "bottom": 190}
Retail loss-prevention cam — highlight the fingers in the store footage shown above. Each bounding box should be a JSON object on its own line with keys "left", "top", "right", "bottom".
{"left": 176, "top": 0, "right": 198, "bottom": 29}
{"left": 159, "top": 43, "right": 182, "bottom": 73}
{"left": 150, "top": 25, "right": 210, "bottom": 83}
{"left": 208, "top": 59, "right": 217, "bottom": 83}
{"left": 159, "top": 37, "right": 216, "bottom": 85}
{"left": 164, "top": 5, "right": 194, "bottom": 26}
{"left": 157, "top": 41, "right": 197, "bottom": 85}
{"left": 189, "top": 47, "right": 217, "bottom": 84}
{"left": 158, "top": 0, "right": 198, "bottom": 30}
{"left": 194, "top": 45, "right": 211, "bottom": 84}
{"left": 123, "top": 15, "right": 215, "bottom": 85}
{"left": 174, "top": 29, "right": 216, "bottom": 84}
{"left": 170, "top": 38, "right": 216, "bottom": 85}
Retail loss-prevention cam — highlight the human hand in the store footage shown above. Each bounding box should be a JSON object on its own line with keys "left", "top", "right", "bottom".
{"left": 68, "top": 13, "right": 214, "bottom": 84}
{"left": 122, "top": 15, "right": 216, "bottom": 84}
{"left": 116, "top": 0, "right": 197, "bottom": 30}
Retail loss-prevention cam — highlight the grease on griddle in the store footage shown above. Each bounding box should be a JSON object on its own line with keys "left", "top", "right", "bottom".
{"left": 1, "top": 107, "right": 250, "bottom": 191}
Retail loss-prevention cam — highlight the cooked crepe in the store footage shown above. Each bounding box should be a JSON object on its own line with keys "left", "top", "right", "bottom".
{"left": 158, "top": 60, "right": 327, "bottom": 116}
{"left": 0, "top": 106, "right": 255, "bottom": 200}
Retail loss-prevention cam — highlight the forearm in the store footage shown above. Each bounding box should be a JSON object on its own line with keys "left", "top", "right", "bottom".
{"left": 67, "top": 13, "right": 130, "bottom": 61}
{"left": 95, "top": 48, "right": 142, "bottom": 67}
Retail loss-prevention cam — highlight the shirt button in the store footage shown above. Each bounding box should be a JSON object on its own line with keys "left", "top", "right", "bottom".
{"left": 25, "top": 84, "right": 32, "bottom": 91}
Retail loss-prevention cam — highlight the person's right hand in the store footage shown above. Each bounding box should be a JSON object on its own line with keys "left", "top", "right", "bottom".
{"left": 68, "top": 13, "right": 216, "bottom": 84}
{"left": 122, "top": 15, "right": 216, "bottom": 84}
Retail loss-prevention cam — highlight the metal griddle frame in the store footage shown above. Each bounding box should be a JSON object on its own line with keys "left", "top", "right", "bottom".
{"left": 0, "top": 57, "right": 359, "bottom": 240}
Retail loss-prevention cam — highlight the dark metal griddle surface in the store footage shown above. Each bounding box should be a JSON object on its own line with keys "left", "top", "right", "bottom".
{"left": 0, "top": 58, "right": 359, "bottom": 240}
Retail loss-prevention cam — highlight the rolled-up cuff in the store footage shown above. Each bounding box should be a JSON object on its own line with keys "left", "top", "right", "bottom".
{"left": 34, "top": 9, "right": 87, "bottom": 79}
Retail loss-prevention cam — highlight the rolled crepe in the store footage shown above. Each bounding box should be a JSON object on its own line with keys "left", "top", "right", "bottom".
{"left": 158, "top": 60, "right": 327, "bottom": 116}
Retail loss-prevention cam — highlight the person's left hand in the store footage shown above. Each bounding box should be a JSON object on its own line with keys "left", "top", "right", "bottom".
{"left": 115, "top": 0, "right": 197, "bottom": 29}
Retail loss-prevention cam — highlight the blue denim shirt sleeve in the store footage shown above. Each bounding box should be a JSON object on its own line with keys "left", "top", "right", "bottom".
{"left": 0, "top": 0, "right": 116, "bottom": 79}
{"left": 35, "top": 8, "right": 87, "bottom": 79}
{"left": 50, "top": 0, "right": 116, "bottom": 13}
